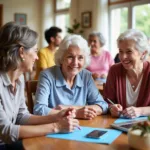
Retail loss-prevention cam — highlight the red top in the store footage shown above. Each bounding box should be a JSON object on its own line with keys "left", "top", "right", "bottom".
{"left": 104, "top": 61, "right": 150, "bottom": 109}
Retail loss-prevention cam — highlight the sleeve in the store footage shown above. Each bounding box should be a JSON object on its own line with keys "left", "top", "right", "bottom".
{"left": 0, "top": 98, "right": 20, "bottom": 144}
{"left": 104, "top": 66, "right": 117, "bottom": 104}
{"left": 16, "top": 76, "right": 31, "bottom": 125}
{"left": 38, "top": 51, "right": 47, "bottom": 69}
{"left": 86, "top": 74, "right": 108, "bottom": 114}
{"left": 33, "top": 71, "right": 52, "bottom": 115}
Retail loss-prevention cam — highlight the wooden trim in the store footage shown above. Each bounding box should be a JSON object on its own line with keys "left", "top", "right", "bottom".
{"left": 54, "top": 0, "right": 69, "bottom": 13}
{"left": 108, "top": 0, "right": 140, "bottom": 5}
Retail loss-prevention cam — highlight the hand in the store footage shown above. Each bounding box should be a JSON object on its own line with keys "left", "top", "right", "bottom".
{"left": 76, "top": 106, "right": 97, "bottom": 120}
{"left": 53, "top": 117, "right": 79, "bottom": 133}
{"left": 57, "top": 107, "right": 76, "bottom": 120}
{"left": 109, "top": 104, "right": 123, "bottom": 117}
{"left": 122, "top": 106, "right": 142, "bottom": 118}
{"left": 100, "top": 74, "right": 107, "bottom": 79}
{"left": 92, "top": 73, "right": 100, "bottom": 80}
{"left": 55, "top": 105, "right": 70, "bottom": 110}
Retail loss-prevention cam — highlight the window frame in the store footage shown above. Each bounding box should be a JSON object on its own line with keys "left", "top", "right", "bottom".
{"left": 109, "top": 0, "right": 150, "bottom": 56}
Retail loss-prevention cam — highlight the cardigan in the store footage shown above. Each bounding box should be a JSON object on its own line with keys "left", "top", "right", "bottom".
{"left": 104, "top": 61, "right": 150, "bottom": 109}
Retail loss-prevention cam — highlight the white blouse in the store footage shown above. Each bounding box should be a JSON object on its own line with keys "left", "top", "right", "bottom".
{"left": 126, "top": 75, "right": 143, "bottom": 107}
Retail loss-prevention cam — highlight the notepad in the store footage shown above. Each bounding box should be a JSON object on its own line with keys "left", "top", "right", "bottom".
{"left": 46, "top": 126, "right": 122, "bottom": 144}
{"left": 114, "top": 116, "right": 148, "bottom": 124}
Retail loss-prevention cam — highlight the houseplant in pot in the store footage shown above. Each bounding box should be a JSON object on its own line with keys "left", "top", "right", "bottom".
{"left": 128, "top": 116, "right": 150, "bottom": 150}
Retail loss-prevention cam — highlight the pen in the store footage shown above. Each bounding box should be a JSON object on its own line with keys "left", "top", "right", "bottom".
{"left": 77, "top": 126, "right": 81, "bottom": 130}
{"left": 107, "top": 98, "right": 115, "bottom": 105}
{"left": 107, "top": 98, "right": 124, "bottom": 117}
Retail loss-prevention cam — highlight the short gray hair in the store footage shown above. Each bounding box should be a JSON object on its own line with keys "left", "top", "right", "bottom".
{"left": 88, "top": 32, "right": 106, "bottom": 47}
{"left": 0, "top": 22, "right": 38, "bottom": 72}
{"left": 54, "top": 34, "right": 90, "bottom": 68}
{"left": 117, "top": 29, "right": 150, "bottom": 56}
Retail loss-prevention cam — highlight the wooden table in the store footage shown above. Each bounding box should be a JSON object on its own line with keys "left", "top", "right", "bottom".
{"left": 23, "top": 115, "right": 132, "bottom": 150}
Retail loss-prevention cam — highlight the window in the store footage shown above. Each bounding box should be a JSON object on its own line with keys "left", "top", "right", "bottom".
{"left": 54, "top": 0, "right": 71, "bottom": 38}
{"left": 109, "top": 0, "right": 150, "bottom": 58}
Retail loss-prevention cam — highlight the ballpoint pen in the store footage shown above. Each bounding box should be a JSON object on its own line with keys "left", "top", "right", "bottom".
{"left": 107, "top": 98, "right": 123, "bottom": 117}
{"left": 107, "top": 98, "right": 115, "bottom": 105}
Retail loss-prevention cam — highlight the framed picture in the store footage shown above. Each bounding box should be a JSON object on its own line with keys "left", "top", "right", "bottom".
{"left": 14, "top": 13, "right": 27, "bottom": 25}
{"left": 81, "top": 11, "right": 92, "bottom": 28}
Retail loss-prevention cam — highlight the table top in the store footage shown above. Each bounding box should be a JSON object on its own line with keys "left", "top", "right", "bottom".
{"left": 23, "top": 115, "right": 132, "bottom": 150}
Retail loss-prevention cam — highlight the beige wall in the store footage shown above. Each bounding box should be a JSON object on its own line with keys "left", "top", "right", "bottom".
{"left": 0, "top": 0, "right": 106, "bottom": 47}
{"left": 0, "top": 0, "right": 42, "bottom": 47}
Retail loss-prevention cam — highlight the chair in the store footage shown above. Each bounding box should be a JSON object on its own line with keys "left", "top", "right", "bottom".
{"left": 25, "top": 80, "right": 38, "bottom": 114}
{"left": 99, "top": 83, "right": 105, "bottom": 97}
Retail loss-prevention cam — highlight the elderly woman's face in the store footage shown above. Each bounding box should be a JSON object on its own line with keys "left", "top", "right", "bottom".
{"left": 118, "top": 40, "right": 143, "bottom": 70}
{"left": 88, "top": 36, "right": 101, "bottom": 53}
{"left": 61, "top": 45, "right": 85, "bottom": 78}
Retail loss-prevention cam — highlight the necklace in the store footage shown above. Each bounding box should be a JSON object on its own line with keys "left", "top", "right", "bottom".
{"left": 131, "top": 85, "right": 135, "bottom": 88}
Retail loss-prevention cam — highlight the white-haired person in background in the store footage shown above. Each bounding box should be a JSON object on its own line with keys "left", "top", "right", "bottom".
{"left": 34, "top": 34, "right": 108, "bottom": 120}
{"left": 86, "top": 32, "right": 114, "bottom": 80}
{"left": 0, "top": 22, "right": 79, "bottom": 149}
{"left": 104, "top": 29, "right": 150, "bottom": 118}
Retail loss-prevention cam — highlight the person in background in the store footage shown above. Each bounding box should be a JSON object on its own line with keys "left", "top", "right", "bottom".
{"left": 86, "top": 32, "right": 114, "bottom": 80}
{"left": 34, "top": 34, "right": 108, "bottom": 120}
{"left": 104, "top": 29, "right": 150, "bottom": 118}
{"left": 34, "top": 26, "right": 62, "bottom": 79}
{"left": 0, "top": 22, "right": 79, "bottom": 149}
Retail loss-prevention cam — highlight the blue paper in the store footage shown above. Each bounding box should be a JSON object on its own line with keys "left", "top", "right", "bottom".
{"left": 46, "top": 126, "right": 122, "bottom": 144}
{"left": 114, "top": 116, "right": 148, "bottom": 123}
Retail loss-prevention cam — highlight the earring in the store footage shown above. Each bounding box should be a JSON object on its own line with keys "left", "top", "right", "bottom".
{"left": 21, "top": 58, "right": 25, "bottom": 61}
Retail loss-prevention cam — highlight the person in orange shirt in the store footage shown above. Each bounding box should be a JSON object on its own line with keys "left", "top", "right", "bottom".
{"left": 35, "top": 26, "right": 62, "bottom": 79}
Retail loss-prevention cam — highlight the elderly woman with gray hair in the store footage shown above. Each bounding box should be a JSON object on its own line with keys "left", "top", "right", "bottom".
{"left": 104, "top": 29, "right": 150, "bottom": 118}
{"left": 86, "top": 32, "right": 114, "bottom": 80}
{"left": 34, "top": 34, "right": 108, "bottom": 119}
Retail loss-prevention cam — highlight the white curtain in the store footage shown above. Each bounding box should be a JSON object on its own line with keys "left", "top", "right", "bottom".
{"left": 92, "top": 0, "right": 109, "bottom": 48}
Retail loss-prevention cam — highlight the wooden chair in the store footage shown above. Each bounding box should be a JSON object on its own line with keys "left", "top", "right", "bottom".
{"left": 25, "top": 80, "right": 38, "bottom": 114}
{"left": 99, "top": 83, "right": 105, "bottom": 97}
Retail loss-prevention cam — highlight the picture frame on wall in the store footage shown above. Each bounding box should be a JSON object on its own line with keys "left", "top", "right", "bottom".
{"left": 14, "top": 13, "right": 27, "bottom": 25}
{"left": 81, "top": 11, "right": 92, "bottom": 28}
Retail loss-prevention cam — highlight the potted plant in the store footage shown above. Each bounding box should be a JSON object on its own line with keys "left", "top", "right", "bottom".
{"left": 128, "top": 116, "right": 150, "bottom": 150}
{"left": 66, "top": 19, "right": 84, "bottom": 35}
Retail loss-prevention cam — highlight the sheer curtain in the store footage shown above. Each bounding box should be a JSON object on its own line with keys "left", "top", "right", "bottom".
{"left": 92, "top": 0, "right": 109, "bottom": 49}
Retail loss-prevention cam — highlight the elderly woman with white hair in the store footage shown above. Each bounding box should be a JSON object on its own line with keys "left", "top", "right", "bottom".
{"left": 86, "top": 32, "right": 114, "bottom": 80}
{"left": 34, "top": 34, "right": 108, "bottom": 120}
{"left": 104, "top": 29, "right": 150, "bottom": 118}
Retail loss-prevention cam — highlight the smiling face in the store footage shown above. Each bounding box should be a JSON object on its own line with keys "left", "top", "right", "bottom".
{"left": 61, "top": 45, "right": 85, "bottom": 79}
{"left": 88, "top": 35, "right": 101, "bottom": 54}
{"left": 20, "top": 44, "right": 38, "bottom": 72}
{"left": 118, "top": 40, "right": 143, "bottom": 70}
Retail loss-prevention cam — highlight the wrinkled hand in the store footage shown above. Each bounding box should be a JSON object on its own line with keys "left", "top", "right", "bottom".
{"left": 54, "top": 117, "right": 79, "bottom": 133}
{"left": 76, "top": 106, "right": 97, "bottom": 120}
{"left": 122, "top": 106, "right": 141, "bottom": 118}
{"left": 57, "top": 107, "right": 76, "bottom": 120}
{"left": 55, "top": 105, "right": 70, "bottom": 110}
{"left": 109, "top": 104, "right": 123, "bottom": 117}
{"left": 92, "top": 73, "right": 100, "bottom": 80}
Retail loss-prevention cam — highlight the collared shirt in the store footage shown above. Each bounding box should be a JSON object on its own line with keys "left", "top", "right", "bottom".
{"left": 34, "top": 66, "right": 108, "bottom": 115}
{"left": 0, "top": 72, "right": 31, "bottom": 144}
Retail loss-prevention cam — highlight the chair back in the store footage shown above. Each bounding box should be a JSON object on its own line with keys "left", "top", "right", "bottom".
{"left": 25, "top": 80, "right": 38, "bottom": 114}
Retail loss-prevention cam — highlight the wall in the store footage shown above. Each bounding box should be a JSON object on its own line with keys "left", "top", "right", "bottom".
{"left": 0, "top": 0, "right": 42, "bottom": 47}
